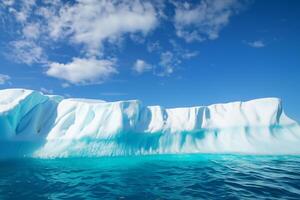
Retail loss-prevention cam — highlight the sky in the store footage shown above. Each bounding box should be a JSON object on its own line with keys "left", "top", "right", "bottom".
{"left": 0, "top": 0, "right": 300, "bottom": 121}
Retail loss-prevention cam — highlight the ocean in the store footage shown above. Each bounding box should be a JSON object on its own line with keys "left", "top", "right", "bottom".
{"left": 0, "top": 154, "right": 300, "bottom": 199}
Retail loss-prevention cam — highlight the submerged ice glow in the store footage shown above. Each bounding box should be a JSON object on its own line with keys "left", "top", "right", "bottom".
{"left": 0, "top": 88, "right": 300, "bottom": 157}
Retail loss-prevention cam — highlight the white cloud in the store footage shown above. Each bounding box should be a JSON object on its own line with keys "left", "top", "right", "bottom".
{"left": 61, "top": 83, "right": 70, "bottom": 88}
{"left": 247, "top": 40, "right": 265, "bottom": 48}
{"left": 7, "top": 0, "right": 36, "bottom": 22}
{"left": 130, "top": 33, "right": 146, "bottom": 44}
{"left": 2, "top": 0, "right": 159, "bottom": 85}
{"left": 2, "top": 0, "right": 14, "bottom": 6}
{"left": 174, "top": 0, "right": 246, "bottom": 42}
{"left": 2, "top": 1, "right": 47, "bottom": 65}
{"left": 22, "top": 23, "right": 40, "bottom": 39}
{"left": 182, "top": 51, "right": 199, "bottom": 59}
{"left": 9, "top": 40, "right": 45, "bottom": 65}
{"left": 147, "top": 40, "right": 198, "bottom": 76}
{"left": 49, "top": 0, "right": 158, "bottom": 56}
{"left": 1, "top": 0, "right": 162, "bottom": 84}
{"left": 157, "top": 51, "right": 180, "bottom": 76}
{"left": 147, "top": 41, "right": 162, "bottom": 53}
{"left": 0, "top": 74, "right": 10, "bottom": 85}
{"left": 133, "top": 59, "right": 153, "bottom": 74}
{"left": 40, "top": 87, "right": 53, "bottom": 94}
{"left": 46, "top": 57, "right": 118, "bottom": 85}
{"left": 2, "top": 0, "right": 242, "bottom": 83}
{"left": 169, "top": 39, "right": 199, "bottom": 59}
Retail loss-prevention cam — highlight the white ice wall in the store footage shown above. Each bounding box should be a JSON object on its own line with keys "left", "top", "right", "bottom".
{"left": 0, "top": 88, "right": 299, "bottom": 157}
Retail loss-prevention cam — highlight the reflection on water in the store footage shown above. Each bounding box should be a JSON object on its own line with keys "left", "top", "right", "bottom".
{"left": 0, "top": 155, "right": 300, "bottom": 199}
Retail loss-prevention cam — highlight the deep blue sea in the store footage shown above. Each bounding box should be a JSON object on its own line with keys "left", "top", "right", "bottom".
{"left": 0, "top": 155, "right": 300, "bottom": 200}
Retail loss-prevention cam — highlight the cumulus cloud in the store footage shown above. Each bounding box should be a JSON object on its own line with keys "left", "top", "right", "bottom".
{"left": 49, "top": 0, "right": 158, "bottom": 56}
{"left": 169, "top": 39, "right": 199, "bottom": 59}
{"left": 174, "top": 0, "right": 247, "bottom": 42}
{"left": 147, "top": 41, "right": 162, "bottom": 53}
{"left": 40, "top": 87, "right": 53, "bottom": 94}
{"left": 46, "top": 57, "right": 118, "bottom": 85}
{"left": 6, "top": 0, "right": 36, "bottom": 22}
{"left": 132, "top": 59, "right": 153, "bottom": 74}
{"left": 1, "top": 0, "right": 248, "bottom": 84}
{"left": 0, "top": 74, "right": 10, "bottom": 85}
{"left": 1, "top": 0, "right": 159, "bottom": 84}
{"left": 22, "top": 23, "right": 40, "bottom": 39}
{"left": 9, "top": 40, "right": 45, "bottom": 65}
{"left": 2, "top": 0, "right": 14, "bottom": 6}
{"left": 247, "top": 40, "right": 265, "bottom": 48}
{"left": 157, "top": 51, "right": 179, "bottom": 76}
{"left": 150, "top": 40, "right": 198, "bottom": 76}
{"left": 182, "top": 51, "right": 199, "bottom": 59}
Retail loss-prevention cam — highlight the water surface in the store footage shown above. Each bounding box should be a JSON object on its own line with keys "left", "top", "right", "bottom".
{"left": 0, "top": 155, "right": 300, "bottom": 199}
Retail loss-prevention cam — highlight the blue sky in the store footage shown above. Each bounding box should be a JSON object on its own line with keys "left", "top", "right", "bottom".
{"left": 0, "top": 0, "right": 300, "bottom": 121}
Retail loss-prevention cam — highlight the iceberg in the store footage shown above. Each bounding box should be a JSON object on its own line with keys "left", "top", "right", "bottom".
{"left": 0, "top": 88, "right": 299, "bottom": 158}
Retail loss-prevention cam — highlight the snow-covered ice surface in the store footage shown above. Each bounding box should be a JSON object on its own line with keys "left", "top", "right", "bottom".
{"left": 0, "top": 88, "right": 299, "bottom": 158}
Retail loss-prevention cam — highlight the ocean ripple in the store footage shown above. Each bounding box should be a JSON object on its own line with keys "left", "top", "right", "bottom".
{"left": 0, "top": 155, "right": 300, "bottom": 199}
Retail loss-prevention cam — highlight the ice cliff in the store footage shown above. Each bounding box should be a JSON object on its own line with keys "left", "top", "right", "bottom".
{"left": 0, "top": 88, "right": 299, "bottom": 157}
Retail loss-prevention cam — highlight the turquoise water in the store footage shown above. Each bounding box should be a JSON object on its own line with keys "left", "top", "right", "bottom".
{"left": 0, "top": 155, "right": 300, "bottom": 199}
